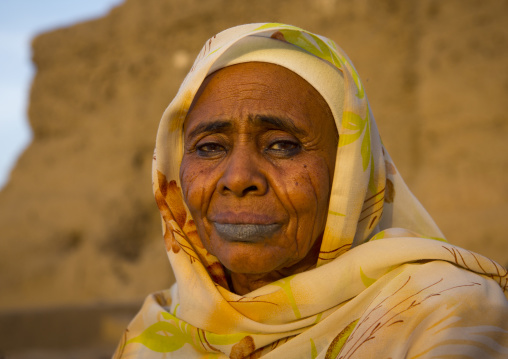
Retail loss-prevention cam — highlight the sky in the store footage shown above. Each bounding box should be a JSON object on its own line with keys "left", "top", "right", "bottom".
{"left": 0, "top": 0, "right": 124, "bottom": 189}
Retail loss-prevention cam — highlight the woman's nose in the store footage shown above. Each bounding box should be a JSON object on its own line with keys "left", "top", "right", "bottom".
{"left": 217, "top": 148, "right": 268, "bottom": 197}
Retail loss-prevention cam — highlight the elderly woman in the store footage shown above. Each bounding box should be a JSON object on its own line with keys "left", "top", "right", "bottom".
{"left": 114, "top": 23, "right": 508, "bottom": 358}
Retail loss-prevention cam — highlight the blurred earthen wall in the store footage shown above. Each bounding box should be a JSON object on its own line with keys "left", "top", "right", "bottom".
{"left": 0, "top": 0, "right": 507, "bottom": 354}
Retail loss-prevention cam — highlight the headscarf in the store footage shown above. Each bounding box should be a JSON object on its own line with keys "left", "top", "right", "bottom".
{"left": 114, "top": 23, "right": 508, "bottom": 358}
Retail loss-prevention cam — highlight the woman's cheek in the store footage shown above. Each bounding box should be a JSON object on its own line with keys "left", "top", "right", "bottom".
{"left": 295, "top": 159, "right": 331, "bottom": 229}
{"left": 179, "top": 160, "right": 192, "bottom": 204}
{"left": 180, "top": 158, "right": 205, "bottom": 213}
{"left": 180, "top": 168, "right": 209, "bottom": 244}
{"left": 291, "top": 158, "right": 330, "bottom": 201}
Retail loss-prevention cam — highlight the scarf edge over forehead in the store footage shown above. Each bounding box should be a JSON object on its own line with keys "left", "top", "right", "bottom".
{"left": 154, "top": 22, "right": 444, "bottom": 268}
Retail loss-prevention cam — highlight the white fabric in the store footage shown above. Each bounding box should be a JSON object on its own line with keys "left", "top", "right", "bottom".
{"left": 114, "top": 23, "right": 508, "bottom": 359}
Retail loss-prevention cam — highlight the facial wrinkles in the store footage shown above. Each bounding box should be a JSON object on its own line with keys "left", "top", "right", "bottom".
{"left": 218, "top": 139, "right": 303, "bottom": 259}
{"left": 209, "top": 83, "right": 272, "bottom": 110}
{"left": 294, "top": 173, "right": 321, "bottom": 258}
{"left": 271, "top": 175, "right": 302, "bottom": 256}
{"left": 197, "top": 127, "right": 329, "bottom": 262}
{"left": 199, "top": 183, "right": 208, "bottom": 224}
{"left": 180, "top": 63, "right": 339, "bottom": 283}
{"left": 272, "top": 163, "right": 323, "bottom": 262}
{"left": 183, "top": 146, "right": 331, "bottom": 260}
{"left": 305, "top": 168, "right": 324, "bottom": 248}
{"left": 180, "top": 167, "right": 206, "bottom": 225}
{"left": 199, "top": 131, "right": 271, "bottom": 234}
{"left": 180, "top": 146, "right": 222, "bottom": 223}
{"left": 213, "top": 81, "right": 312, "bottom": 127}
{"left": 276, "top": 156, "right": 330, "bottom": 260}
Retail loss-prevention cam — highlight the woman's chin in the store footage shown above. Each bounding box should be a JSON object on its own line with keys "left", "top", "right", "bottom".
{"left": 214, "top": 243, "right": 287, "bottom": 276}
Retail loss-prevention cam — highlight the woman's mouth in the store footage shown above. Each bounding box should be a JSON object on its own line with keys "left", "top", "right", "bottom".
{"left": 213, "top": 223, "right": 281, "bottom": 243}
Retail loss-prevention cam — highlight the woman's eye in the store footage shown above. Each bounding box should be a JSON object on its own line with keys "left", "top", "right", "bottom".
{"left": 267, "top": 140, "right": 301, "bottom": 156}
{"left": 196, "top": 143, "right": 226, "bottom": 157}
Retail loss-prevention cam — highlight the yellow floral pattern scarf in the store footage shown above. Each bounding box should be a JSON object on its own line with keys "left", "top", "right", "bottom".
{"left": 114, "top": 23, "right": 508, "bottom": 358}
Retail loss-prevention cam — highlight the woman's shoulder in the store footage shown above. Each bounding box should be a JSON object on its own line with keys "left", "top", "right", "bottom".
{"left": 351, "top": 259, "right": 508, "bottom": 358}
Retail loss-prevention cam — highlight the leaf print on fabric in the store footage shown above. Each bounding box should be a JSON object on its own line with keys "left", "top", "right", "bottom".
{"left": 163, "top": 225, "right": 181, "bottom": 253}
{"left": 255, "top": 22, "right": 304, "bottom": 32}
{"left": 277, "top": 30, "right": 342, "bottom": 69}
{"left": 154, "top": 170, "right": 200, "bottom": 261}
{"left": 310, "top": 338, "right": 318, "bottom": 359}
{"left": 360, "top": 267, "right": 376, "bottom": 288}
{"left": 205, "top": 331, "right": 252, "bottom": 347}
{"left": 189, "top": 34, "right": 223, "bottom": 74}
{"left": 154, "top": 179, "right": 182, "bottom": 254}
{"left": 385, "top": 160, "right": 397, "bottom": 175}
{"left": 426, "top": 236, "right": 447, "bottom": 242}
{"left": 339, "top": 109, "right": 372, "bottom": 171}
{"left": 328, "top": 210, "right": 346, "bottom": 217}
{"left": 230, "top": 335, "right": 256, "bottom": 359}
{"left": 127, "top": 311, "right": 252, "bottom": 355}
{"left": 157, "top": 171, "right": 186, "bottom": 228}
{"left": 153, "top": 292, "right": 171, "bottom": 308}
{"left": 319, "top": 243, "right": 352, "bottom": 262}
{"left": 360, "top": 186, "right": 385, "bottom": 222}
{"left": 367, "top": 152, "right": 377, "bottom": 195}
{"left": 339, "top": 108, "right": 372, "bottom": 174}
{"left": 270, "top": 31, "right": 286, "bottom": 41}
{"left": 126, "top": 317, "right": 196, "bottom": 353}
{"left": 339, "top": 276, "right": 484, "bottom": 359}
{"left": 255, "top": 23, "right": 343, "bottom": 69}
{"left": 271, "top": 275, "right": 301, "bottom": 319}
{"left": 369, "top": 230, "right": 386, "bottom": 241}
{"left": 201, "top": 35, "right": 221, "bottom": 60}
{"left": 385, "top": 178, "right": 395, "bottom": 203}
{"left": 442, "top": 246, "right": 508, "bottom": 292}
{"left": 338, "top": 54, "right": 364, "bottom": 99}
{"left": 360, "top": 113, "right": 372, "bottom": 172}
{"left": 339, "top": 112, "right": 365, "bottom": 145}
{"left": 206, "top": 262, "right": 229, "bottom": 289}
{"left": 324, "top": 319, "right": 359, "bottom": 359}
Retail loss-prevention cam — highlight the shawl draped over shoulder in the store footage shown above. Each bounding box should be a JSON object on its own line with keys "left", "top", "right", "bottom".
{"left": 114, "top": 23, "right": 508, "bottom": 358}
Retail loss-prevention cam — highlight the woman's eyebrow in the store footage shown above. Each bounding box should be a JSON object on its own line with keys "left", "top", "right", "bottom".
{"left": 187, "top": 120, "right": 232, "bottom": 139}
{"left": 250, "top": 114, "right": 308, "bottom": 136}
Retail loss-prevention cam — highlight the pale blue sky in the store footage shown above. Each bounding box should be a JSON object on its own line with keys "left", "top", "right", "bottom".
{"left": 0, "top": 0, "right": 123, "bottom": 189}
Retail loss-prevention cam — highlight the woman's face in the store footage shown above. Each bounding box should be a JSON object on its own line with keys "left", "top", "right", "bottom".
{"left": 180, "top": 62, "right": 338, "bottom": 275}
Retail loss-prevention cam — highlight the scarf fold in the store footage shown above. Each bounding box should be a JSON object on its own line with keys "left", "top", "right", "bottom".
{"left": 114, "top": 23, "right": 508, "bottom": 358}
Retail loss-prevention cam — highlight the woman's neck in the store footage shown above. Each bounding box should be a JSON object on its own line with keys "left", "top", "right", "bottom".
{"left": 228, "top": 236, "right": 322, "bottom": 295}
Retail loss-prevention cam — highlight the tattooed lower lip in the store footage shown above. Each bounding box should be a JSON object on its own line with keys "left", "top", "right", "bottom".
{"left": 214, "top": 223, "right": 281, "bottom": 243}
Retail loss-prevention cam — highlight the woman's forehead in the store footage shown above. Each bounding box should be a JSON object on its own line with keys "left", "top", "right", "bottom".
{"left": 184, "top": 62, "right": 335, "bottom": 136}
